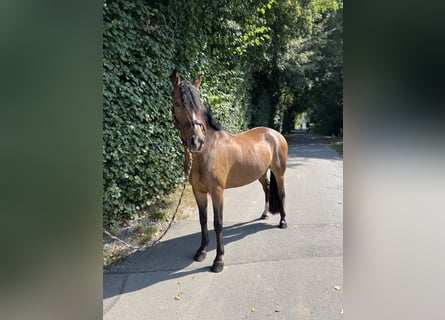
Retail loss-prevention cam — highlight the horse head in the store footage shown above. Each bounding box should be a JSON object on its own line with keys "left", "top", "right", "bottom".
{"left": 170, "top": 70, "right": 206, "bottom": 153}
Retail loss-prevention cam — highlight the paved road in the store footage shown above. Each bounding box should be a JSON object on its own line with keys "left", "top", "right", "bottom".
{"left": 104, "top": 132, "right": 343, "bottom": 319}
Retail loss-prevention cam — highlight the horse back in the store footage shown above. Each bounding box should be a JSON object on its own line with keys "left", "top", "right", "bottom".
{"left": 221, "top": 127, "right": 288, "bottom": 188}
{"left": 234, "top": 127, "right": 288, "bottom": 162}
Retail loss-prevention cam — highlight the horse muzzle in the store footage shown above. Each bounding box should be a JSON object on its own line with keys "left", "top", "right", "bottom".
{"left": 187, "top": 134, "right": 205, "bottom": 153}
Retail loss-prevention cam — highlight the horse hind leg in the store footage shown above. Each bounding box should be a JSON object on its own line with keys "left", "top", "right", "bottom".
{"left": 269, "top": 170, "right": 287, "bottom": 229}
{"left": 258, "top": 172, "right": 270, "bottom": 220}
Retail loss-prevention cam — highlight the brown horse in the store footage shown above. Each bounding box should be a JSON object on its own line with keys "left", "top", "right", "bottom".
{"left": 170, "top": 71, "right": 288, "bottom": 273}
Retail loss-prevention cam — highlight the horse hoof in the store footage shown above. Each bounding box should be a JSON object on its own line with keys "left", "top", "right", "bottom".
{"left": 210, "top": 262, "right": 224, "bottom": 273}
{"left": 279, "top": 221, "right": 287, "bottom": 229}
{"left": 194, "top": 251, "right": 207, "bottom": 262}
{"left": 260, "top": 213, "right": 270, "bottom": 220}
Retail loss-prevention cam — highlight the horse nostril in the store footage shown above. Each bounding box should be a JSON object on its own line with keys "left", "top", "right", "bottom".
{"left": 193, "top": 134, "right": 200, "bottom": 148}
{"left": 188, "top": 134, "right": 204, "bottom": 151}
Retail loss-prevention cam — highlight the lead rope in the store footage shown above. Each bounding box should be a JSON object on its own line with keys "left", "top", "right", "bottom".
{"left": 151, "top": 151, "right": 192, "bottom": 247}
{"left": 104, "top": 151, "right": 193, "bottom": 251}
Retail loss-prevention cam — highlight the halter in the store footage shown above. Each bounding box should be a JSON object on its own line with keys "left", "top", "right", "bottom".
{"left": 173, "top": 116, "right": 207, "bottom": 133}
{"left": 173, "top": 115, "right": 206, "bottom": 147}
{"left": 172, "top": 82, "right": 207, "bottom": 135}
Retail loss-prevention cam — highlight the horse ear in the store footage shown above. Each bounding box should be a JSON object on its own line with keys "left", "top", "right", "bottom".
{"left": 170, "top": 70, "right": 180, "bottom": 87}
{"left": 193, "top": 74, "right": 203, "bottom": 89}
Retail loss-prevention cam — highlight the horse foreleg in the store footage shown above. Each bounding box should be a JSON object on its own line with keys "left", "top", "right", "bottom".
{"left": 210, "top": 187, "right": 225, "bottom": 273}
{"left": 258, "top": 173, "right": 270, "bottom": 220}
{"left": 193, "top": 189, "right": 208, "bottom": 262}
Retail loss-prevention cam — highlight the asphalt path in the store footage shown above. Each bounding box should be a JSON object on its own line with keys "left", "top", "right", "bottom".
{"left": 103, "top": 132, "right": 343, "bottom": 319}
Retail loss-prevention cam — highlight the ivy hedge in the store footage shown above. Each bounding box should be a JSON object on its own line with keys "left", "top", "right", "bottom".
{"left": 103, "top": 0, "right": 254, "bottom": 226}
{"left": 103, "top": 1, "right": 179, "bottom": 225}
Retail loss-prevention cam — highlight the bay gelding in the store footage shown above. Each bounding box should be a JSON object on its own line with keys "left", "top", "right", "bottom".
{"left": 170, "top": 70, "right": 288, "bottom": 272}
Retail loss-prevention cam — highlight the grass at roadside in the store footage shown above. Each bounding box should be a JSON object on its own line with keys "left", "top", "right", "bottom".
{"left": 333, "top": 141, "right": 343, "bottom": 157}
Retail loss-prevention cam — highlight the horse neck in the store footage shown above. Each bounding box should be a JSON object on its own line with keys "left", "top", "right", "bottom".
{"left": 204, "top": 122, "right": 229, "bottom": 143}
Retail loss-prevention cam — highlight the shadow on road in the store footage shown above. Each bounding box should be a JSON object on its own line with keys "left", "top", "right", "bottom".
{"left": 286, "top": 132, "right": 342, "bottom": 163}
{"left": 104, "top": 218, "right": 277, "bottom": 299}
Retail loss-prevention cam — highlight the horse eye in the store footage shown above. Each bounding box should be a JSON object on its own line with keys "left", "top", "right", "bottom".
{"left": 174, "top": 102, "right": 181, "bottom": 108}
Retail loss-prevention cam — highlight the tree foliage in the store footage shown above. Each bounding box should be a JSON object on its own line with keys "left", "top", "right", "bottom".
{"left": 248, "top": 0, "right": 343, "bottom": 134}
{"left": 103, "top": 0, "right": 343, "bottom": 226}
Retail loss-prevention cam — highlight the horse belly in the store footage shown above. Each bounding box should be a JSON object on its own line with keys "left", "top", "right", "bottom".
{"left": 224, "top": 162, "right": 268, "bottom": 189}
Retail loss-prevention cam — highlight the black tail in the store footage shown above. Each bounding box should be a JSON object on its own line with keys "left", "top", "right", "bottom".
{"left": 268, "top": 171, "right": 282, "bottom": 214}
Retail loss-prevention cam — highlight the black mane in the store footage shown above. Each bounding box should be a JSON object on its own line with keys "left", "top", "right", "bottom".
{"left": 179, "top": 81, "right": 223, "bottom": 131}
{"left": 204, "top": 103, "right": 224, "bottom": 131}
